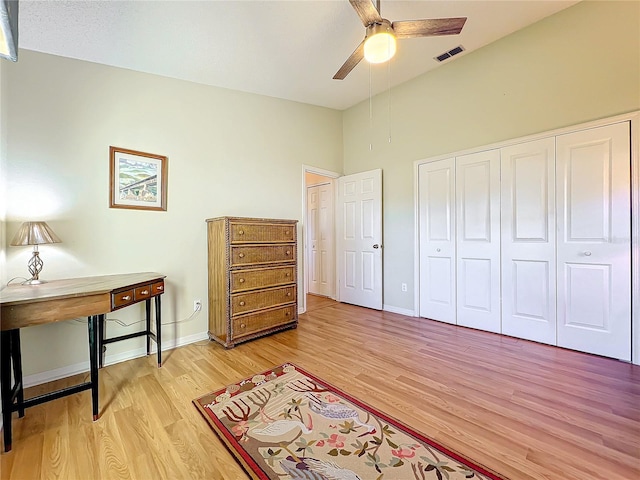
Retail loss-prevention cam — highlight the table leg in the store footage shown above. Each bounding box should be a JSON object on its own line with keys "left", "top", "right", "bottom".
{"left": 97, "top": 315, "right": 105, "bottom": 368}
{"left": 11, "top": 330, "right": 24, "bottom": 417}
{"left": 155, "top": 295, "right": 162, "bottom": 368}
{"left": 145, "top": 299, "right": 151, "bottom": 356}
{"left": 88, "top": 315, "right": 100, "bottom": 421}
{"left": 1, "top": 330, "right": 13, "bottom": 452}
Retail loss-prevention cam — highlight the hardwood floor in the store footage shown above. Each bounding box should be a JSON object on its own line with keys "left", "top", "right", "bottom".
{"left": 2, "top": 294, "right": 639, "bottom": 479}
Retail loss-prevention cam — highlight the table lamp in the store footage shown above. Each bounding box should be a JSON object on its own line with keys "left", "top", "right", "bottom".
{"left": 10, "top": 221, "right": 62, "bottom": 285}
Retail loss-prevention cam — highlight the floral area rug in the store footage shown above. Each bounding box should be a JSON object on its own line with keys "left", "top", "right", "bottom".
{"left": 194, "top": 363, "right": 505, "bottom": 480}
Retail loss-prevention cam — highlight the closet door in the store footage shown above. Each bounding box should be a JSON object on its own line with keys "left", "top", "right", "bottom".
{"left": 418, "top": 158, "right": 456, "bottom": 324}
{"left": 556, "top": 122, "right": 631, "bottom": 361}
{"left": 456, "top": 150, "right": 501, "bottom": 333}
{"left": 501, "top": 138, "right": 556, "bottom": 344}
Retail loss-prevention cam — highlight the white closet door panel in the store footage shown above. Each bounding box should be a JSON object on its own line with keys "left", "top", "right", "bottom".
{"left": 501, "top": 138, "right": 556, "bottom": 344}
{"left": 456, "top": 150, "right": 501, "bottom": 333}
{"left": 418, "top": 159, "right": 456, "bottom": 323}
{"left": 556, "top": 122, "right": 631, "bottom": 360}
{"left": 317, "top": 183, "right": 335, "bottom": 297}
{"left": 307, "top": 186, "right": 321, "bottom": 294}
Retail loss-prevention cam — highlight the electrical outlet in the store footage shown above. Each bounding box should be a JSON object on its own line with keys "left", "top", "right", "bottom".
{"left": 401, "top": 283, "right": 407, "bottom": 292}
{"left": 194, "top": 300, "right": 202, "bottom": 311}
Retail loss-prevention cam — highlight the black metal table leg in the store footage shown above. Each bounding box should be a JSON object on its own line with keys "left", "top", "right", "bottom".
{"left": 97, "top": 315, "right": 105, "bottom": 368}
{"left": 1, "top": 330, "right": 13, "bottom": 452}
{"left": 11, "top": 330, "right": 24, "bottom": 417}
{"left": 155, "top": 295, "right": 162, "bottom": 367}
{"left": 145, "top": 298, "right": 151, "bottom": 356}
{"left": 88, "top": 315, "right": 100, "bottom": 421}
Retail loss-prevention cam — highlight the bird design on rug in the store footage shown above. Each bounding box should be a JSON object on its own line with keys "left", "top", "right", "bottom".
{"left": 280, "top": 456, "right": 362, "bottom": 480}
{"left": 248, "top": 412, "right": 313, "bottom": 444}
{"left": 306, "top": 394, "right": 376, "bottom": 435}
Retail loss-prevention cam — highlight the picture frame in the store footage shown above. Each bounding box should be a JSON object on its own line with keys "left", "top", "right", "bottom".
{"left": 109, "top": 146, "right": 168, "bottom": 211}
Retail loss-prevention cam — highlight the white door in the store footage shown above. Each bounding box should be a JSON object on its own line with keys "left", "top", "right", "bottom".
{"left": 418, "top": 158, "right": 456, "bottom": 324}
{"left": 307, "top": 183, "right": 335, "bottom": 297}
{"left": 501, "top": 138, "right": 557, "bottom": 344}
{"left": 456, "top": 150, "right": 501, "bottom": 333}
{"left": 337, "top": 169, "right": 383, "bottom": 310}
{"left": 556, "top": 122, "right": 631, "bottom": 360}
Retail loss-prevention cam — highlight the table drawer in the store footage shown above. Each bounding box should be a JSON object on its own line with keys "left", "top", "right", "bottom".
{"left": 112, "top": 289, "right": 135, "bottom": 309}
{"left": 230, "top": 244, "right": 295, "bottom": 267}
{"left": 230, "top": 266, "right": 295, "bottom": 293}
{"left": 232, "top": 305, "right": 296, "bottom": 338}
{"left": 134, "top": 285, "right": 152, "bottom": 301}
{"left": 230, "top": 223, "right": 295, "bottom": 244}
{"left": 231, "top": 285, "right": 296, "bottom": 315}
{"left": 151, "top": 281, "right": 165, "bottom": 295}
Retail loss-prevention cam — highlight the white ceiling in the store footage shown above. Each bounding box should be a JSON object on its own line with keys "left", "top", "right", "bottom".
{"left": 18, "top": 0, "right": 579, "bottom": 110}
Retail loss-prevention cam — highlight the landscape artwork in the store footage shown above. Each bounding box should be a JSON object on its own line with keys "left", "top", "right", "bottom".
{"left": 109, "top": 146, "right": 168, "bottom": 211}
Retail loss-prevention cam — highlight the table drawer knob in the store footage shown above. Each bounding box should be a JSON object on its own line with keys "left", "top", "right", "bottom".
{"left": 285, "top": 272, "right": 290, "bottom": 277}
{"left": 238, "top": 253, "right": 245, "bottom": 258}
{"left": 122, "top": 295, "right": 131, "bottom": 301}
{"left": 238, "top": 230, "right": 244, "bottom": 235}
{"left": 239, "top": 301, "right": 246, "bottom": 306}
{"left": 286, "top": 292, "right": 291, "bottom": 297}
{"left": 240, "top": 323, "right": 246, "bottom": 328}
{"left": 239, "top": 278, "right": 245, "bottom": 283}
{"left": 285, "top": 311, "right": 290, "bottom": 316}
{"left": 286, "top": 250, "right": 291, "bottom": 255}
{"left": 141, "top": 290, "right": 149, "bottom": 295}
{"left": 157, "top": 285, "right": 163, "bottom": 291}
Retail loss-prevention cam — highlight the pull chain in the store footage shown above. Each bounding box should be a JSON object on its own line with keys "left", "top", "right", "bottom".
{"left": 369, "top": 61, "right": 373, "bottom": 151}
{"left": 387, "top": 58, "right": 391, "bottom": 143}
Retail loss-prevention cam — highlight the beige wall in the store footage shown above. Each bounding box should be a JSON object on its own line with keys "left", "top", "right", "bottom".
{"left": 3, "top": 50, "right": 342, "bottom": 377}
{"left": 343, "top": 0, "right": 640, "bottom": 310}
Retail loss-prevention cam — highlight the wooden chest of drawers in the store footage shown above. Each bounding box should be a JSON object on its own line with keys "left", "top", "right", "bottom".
{"left": 206, "top": 216, "right": 298, "bottom": 348}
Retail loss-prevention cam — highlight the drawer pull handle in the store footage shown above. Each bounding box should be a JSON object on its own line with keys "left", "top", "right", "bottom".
{"left": 239, "top": 301, "right": 246, "bottom": 306}
{"left": 286, "top": 250, "right": 291, "bottom": 255}
{"left": 238, "top": 230, "right": 244, "bottom": 235}
{"left": 121, "top": 295, "right": 131, "bottom": 301}
{"left": 240, "top": 323, "right": 246, "bottom": 328}
{"left": 285, "top": 272, "right": 290, "bottom": 277}
{"left": 157, "top": 285, "right": 163, "bottom": 291}
{"left": 286, "top": 292, "right": 291, "bottom": 297}
{"left": 141, "top": 290, "right": 149, "bottom": 295}
{"left": 239, "top": 278, "right": 245, "bottom": 283}
{"left": 285, "top": 311, "right": 290, "bottom": 316}
{"left": 239, "top": 253, "right": 245, "bottom": 258}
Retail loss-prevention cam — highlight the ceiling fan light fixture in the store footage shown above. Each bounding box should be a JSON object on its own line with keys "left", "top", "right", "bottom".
{"left": 364, "top": 21, "right": 396, "bottom": 64}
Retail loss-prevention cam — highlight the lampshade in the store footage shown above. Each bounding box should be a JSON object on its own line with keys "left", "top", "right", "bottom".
{"left": 364, "top": 21, "right": 397, "bottom": 64}
{"left": 10, "top": 221, "right": 61, "bottom": 246}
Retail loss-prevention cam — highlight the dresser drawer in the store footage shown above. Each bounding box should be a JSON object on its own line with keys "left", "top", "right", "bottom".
{"left": 232, "top": 305, "right": 296, "bottom": 339}
{"left": 231, "top": 285, "right": 296, "bottom": 315}
{"left": 230, "top": 222, "right": 295, "bottom": 244}
{"left": 112, "top": 289, "right": 135, "bottom": 309}
{"left": 230, "top": 266, "right": 295, "bottom": 293}
{"left": 230, "top": 244, "right": 296, "bottom": 267}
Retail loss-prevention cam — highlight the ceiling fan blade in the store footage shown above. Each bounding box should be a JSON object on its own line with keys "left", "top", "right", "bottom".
{"left": 333, "top": 40, "right": 365, "bottom": 80}
{"left": 349, "top": 0, "right": 382, "bottom": 27}
{"left": 392, "top": 17, "right": 467, "bottom": 38}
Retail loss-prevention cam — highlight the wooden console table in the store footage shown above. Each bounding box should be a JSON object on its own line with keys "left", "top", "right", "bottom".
{"left": 0, "top": 272, "right": 166, "bottom": 453}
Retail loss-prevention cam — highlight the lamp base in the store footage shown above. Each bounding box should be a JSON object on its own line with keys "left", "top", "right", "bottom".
{"left": 22, "top": 278, "right": 48, "bottom": 286}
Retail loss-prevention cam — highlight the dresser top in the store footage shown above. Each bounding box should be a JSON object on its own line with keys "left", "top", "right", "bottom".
{"left": 205, "top": 216, "right": 297, "bottom": 224}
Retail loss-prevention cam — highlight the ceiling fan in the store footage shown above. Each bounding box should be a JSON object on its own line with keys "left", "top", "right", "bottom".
{"left": 334, "top": 0, "right": 467, "bottom": 80}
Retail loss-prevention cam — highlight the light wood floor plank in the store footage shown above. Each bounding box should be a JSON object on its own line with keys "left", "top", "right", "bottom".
{"left": 2, "top": 295, "right": 639, "bottom": 479}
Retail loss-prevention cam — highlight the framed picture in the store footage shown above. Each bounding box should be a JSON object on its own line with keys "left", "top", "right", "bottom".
{"left": 109, "top": 146, "right": 168, "bottom": 211}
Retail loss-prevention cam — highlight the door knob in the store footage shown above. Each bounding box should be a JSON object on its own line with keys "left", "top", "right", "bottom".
{"left": 436, "top": 248, "right": 441, "bottom": 252}
{"left": 373, "top": 244, "right": 380, "bottom": 249}
{"left": 584, "top": 251, "right": 592, "bottom": 256}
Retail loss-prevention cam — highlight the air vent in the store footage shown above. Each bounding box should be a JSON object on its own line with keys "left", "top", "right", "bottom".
{"left": 434, "top": 45, "right": 465, "bottom": 62}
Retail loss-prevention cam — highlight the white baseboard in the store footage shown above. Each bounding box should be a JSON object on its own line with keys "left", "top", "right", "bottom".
{"left": 23, "top": 331, "right": 209, "bottom": 388}
{"left": 383, "top": 304, "right": 416, "bottom": 317}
